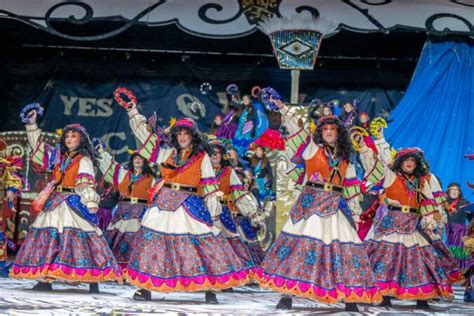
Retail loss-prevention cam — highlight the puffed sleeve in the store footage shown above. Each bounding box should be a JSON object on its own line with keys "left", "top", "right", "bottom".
{"left": 74, "top": 156, "right": 100, "bottom": 212}
{"left": 358, "top": 145, "right": 385, "bottom": 189}
{"left": 419, "top": 179, "right": 439, "bottom": 232}
{"left": 343, "top": 163, "right": 363, "bottom": 222}
{"left": 97, "top": 150, "right": 127, "bottom": 186}
{"left": 280, "top": 105, "right": 318, "bottom": 184}
{"left": 229, "top": 169, "right": 258, "bottom": 217}
{"left": 199, "top": 154, "right": 222, "bottom": 218}
{"left": 374, "top": 137, "right": 392, "bottom": 165}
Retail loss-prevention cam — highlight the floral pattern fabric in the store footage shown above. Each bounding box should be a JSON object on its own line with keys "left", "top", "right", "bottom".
{"left": 11, "top": 226, "right": 121, "bottom": 283}
{"left": 125, "top": 226, "right": 251, "bottom": 292}
{"left": 290, "top": 186, "right": 341, "bottom": 224}
{"left": 257, "top": 231, "right": 381, "bottom": 304}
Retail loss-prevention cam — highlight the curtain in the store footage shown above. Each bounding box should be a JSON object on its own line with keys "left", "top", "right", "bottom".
{"left": 385, "top": 40, "right": 474, "bottom": 195}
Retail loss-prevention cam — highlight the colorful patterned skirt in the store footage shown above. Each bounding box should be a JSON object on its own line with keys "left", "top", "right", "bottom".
{"left": 235, "top": 216, "right": 266, "bottom": 265}
{"left": 256, "top": 187, "right": 382, "bottom": 304}
{"left": 430, "top": 233, "right": 464, "bottom": 283}
{"left": 105, "top": 201, "right": 146, "bottom": 272}
{"left": 124, "top": 187, "right": 252, "bottom": 292}
{"left": 215, "top": 205, "right": 256, "bottom": 273}
{"left": 365, "top": 209, "right": 454, "bottom": 300}
{"left": 10, "top": 193, "right": 121, "bottom": 283}
{"left": 446, "top": 223, "right": 472, "bottom": 271}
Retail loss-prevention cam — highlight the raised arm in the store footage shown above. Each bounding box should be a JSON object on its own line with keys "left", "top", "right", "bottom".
{"left": 274, "top": 99, "right": 318, "bottom": 184}
{"left": 24, "top": 110, "right": 55, "bottom": 171}
{"left": 123, "top": 102, "right": 171, "bottom": 165}
{"left": 358, "top": 142, "right": 386, "bottom": 190}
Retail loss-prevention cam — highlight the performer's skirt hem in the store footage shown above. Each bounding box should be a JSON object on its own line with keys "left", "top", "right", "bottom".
{"left": 255, "top": 269, "right": 382, "bottom": 304}
{"left": 125, "top": 266, "right": 252, "bottom": 293}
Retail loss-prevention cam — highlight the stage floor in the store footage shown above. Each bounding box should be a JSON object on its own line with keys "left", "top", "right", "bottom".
{"left": 0, "top": 279, "right": 473, "bottom": 315}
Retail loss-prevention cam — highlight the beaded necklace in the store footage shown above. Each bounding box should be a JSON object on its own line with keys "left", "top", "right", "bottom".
{"left": 325, "top": 146, "right": 342, "bottom": 182}
{"left": 399, "top": 173, "right": 419, "bottom": 199}
{"left": 173, "top": 148, "right": 193, "bottom": 168}
{"left": 59, "top": 151, "right": 79, "bottom": 172}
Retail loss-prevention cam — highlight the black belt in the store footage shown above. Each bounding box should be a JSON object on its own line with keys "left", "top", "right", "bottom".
{"left": 164, "top": 182, "right": 197, "bottom": 193}
{"left": 306, "top": 181, "right": 343, "bottom": 193}
{"left": 55, "top": 186, "right": 75, "bottom": 193}
{"left": 388, "top": 205, "right": 419, "bottom": 215}
{"left": 121, "top": 197, "right": 147, "bottom": 204}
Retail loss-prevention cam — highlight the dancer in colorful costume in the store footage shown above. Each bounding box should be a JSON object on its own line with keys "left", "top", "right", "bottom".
{"left": 11, "top": 107, "right": 121, "bottom": 293}
{"left": 356, "top": 117, "right": 394, "bottom": 240}
{"left": 233, "top": 95, "right": 268, "bottom": 156}
{"left": 122, "top": 102, "right": 252, "bottom": 303}
{"left": 0, "top": 138, "right": 23, "bottom": 272}
{"left": 257, "top": 99, "right": 382, "bottom": 312}
{"left": 364, "top": 147, "right": 455, "bottom": 309}
{"left": 0, "top": 138, "right": 23, "bottom": 235}
{"left": 445, "top": 183, "right": 471, "bottom": 271}
{"left": 209, "top": 140, "right": 258, "bottom": 275}
{"left": 216, "top": 85, "right": 241, "bottom": 139}
{"left": 426, "top": 174, "right": 464, "bottom": 284}
{"left": 96, "top": 145, "right": 156, "bottom": 273}
{"left": 234, "top": 168, "right": 267, "bottom": 264}
{"left": 249, "top": 145, "right": 275, "bottom": 203}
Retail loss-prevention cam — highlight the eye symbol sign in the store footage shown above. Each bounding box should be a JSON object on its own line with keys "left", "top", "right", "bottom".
{"left": 280, "top": 39, "right": 312, "bottom": 57}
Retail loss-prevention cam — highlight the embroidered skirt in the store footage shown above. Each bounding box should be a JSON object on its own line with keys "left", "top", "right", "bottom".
{"left": 256, "top": 187, "right": 381, "bottom": 304}
{"left": 365, "top": 208, "right": 454, "bottom": 300}
{"left": 11, "top": 193, "right": 121, "bottom": 283}
{"left": 124, "top": 187, "right": 252, "bottom": 292}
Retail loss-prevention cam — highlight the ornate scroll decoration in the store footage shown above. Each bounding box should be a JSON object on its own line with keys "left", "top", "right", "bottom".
{"left": 426, "top": 13, "right": 474, "bottom": 38}
{"left": 295, "top": 6, "right": 320, "bottom": 19}
{"left": 451, "top": 0, "right": 474, "bottom": 8}
{"left": 0, "top": 0, "right": 165, "bottom": 41}
{"left": 360, "top": 0, "right": 392, "bottom": 5}
{"left": 341, "top": 0, "right": 389, "bottom": 34}
{"left": 198, "top": 3, "right": 244, "bottom": 24}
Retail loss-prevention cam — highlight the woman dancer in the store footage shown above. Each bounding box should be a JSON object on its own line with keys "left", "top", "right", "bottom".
{"left": 96, "top": 146, "right": 156, "bottom": 273}
{"left": 257, "top": 99, "right": 382, "bottom": 312}
{"left": 122, "top": 103, "right": 252, "bottom": 303}
{"left": 11, "top": 108, "right": 121, "bottom": 293}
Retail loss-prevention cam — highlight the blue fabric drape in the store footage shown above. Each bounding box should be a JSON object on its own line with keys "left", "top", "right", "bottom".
{"left": 385, "top": 40, "right": 474, "bottom": 195}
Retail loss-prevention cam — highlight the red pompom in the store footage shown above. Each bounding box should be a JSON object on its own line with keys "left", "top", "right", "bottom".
{"left": 254, "top": 129, "right": 285, "bottom": 151}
